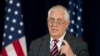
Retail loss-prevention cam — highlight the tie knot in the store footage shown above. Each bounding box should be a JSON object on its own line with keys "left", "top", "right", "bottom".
{"left": 54, "top": 40, "right": 58, "bottom": 43}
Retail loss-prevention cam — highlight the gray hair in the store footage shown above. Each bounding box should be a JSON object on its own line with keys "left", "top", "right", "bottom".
{"left": 48, "top": 5, "right": 70, "bottom": 20}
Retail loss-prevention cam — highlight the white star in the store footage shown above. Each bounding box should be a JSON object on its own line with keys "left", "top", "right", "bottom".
{"left": 80, "top": 8, "right": 82, "bottom": 12}
{"left": 69, "top": 1, "right": 72, "bottom": 5}
{"left": 6, "top": 16, "right": 10, "bottom": 21}
{"left": 9, "top": 0, "right": 13, "bottom": 4}
{"left": 18, "top": 29, "right": 22, "bottom": 34}
{"left": 70, "top": 28, "right": 74, "bottom": 33}
{"left": 3, "top": 33, "right": 6, "bottom": 37}
{"left": 77, "top": 16, "right": 81, "bottom": 20}
{"left": 76, "top": 25, "right": 79, "bottom": 29}
{"left": 72, "top": 12, "right": 75, "bottom": 15}
{"left": 21, "top": 14, "right": 23, "bottom": 18}
{"left": 4, "top": 25, "right": 8, "bottom": 29}
{"left": 73, "top": 3, "right": 76, "bottom": 7}
{"left": 14, "top": 10, "right": 18, "bottom": 15}
{"left": 81, "top": 28, "right": 83, "bottom": 32}
{"left": 16, "top": 2, "right": 20, "bottom": 7}
{"left": 76, "top": 5, "right": 78, "bottom": 9}
{"left": 10, "top": 27, "right": 15, "bottom": 31}
{"left": 71, "top": 20, "right": 75, "bottom": 24}
{"left": 2, "top": 42, "right": 4, "bottom": 46}
{"left": 12, "top": 19, "right": 16, "bottom": 23}
{"left": 20, "top": 21, "right": 23, "bottom": 26}
{"left": 8, "top": 8, "right": 11, "bottom": 13}
{"left": 8, "top": 35, "right": 13, "bottom": 40}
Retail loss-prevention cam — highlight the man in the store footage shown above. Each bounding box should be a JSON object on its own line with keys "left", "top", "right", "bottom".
{"left": 28, "top": 5, "right": 89, "bottom": 56}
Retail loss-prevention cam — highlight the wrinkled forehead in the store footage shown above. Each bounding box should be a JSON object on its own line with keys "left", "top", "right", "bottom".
{"left": 49, "top": 9, "right": 65, "bottom": 17}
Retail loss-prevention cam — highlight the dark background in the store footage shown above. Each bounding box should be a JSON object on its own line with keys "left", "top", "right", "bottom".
{"left": 0, "top": 0, "right": 100, "bottom": 56}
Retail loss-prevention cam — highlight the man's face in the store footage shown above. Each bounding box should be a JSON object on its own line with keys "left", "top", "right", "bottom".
{"left": 47, "top": 10, "right": 70, "bottom": 39}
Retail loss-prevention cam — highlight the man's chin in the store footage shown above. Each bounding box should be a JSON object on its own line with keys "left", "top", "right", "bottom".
{"left": 50, "top": 34, "right": 59, "bottom": 37}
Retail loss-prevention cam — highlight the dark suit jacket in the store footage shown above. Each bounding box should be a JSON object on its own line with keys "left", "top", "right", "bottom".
{"left": 28, "top": 33, "right": 89, "bottom": 56}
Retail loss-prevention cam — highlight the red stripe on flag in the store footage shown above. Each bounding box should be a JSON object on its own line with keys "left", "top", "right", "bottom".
{"left": 1, "top": 48, "right": 8, "bottom": 56}
{"left": 12, "top": 40, "right": 25, "bottom": 56}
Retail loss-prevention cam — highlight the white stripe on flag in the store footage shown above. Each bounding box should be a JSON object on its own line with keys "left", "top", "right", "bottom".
{"left": 5, "top": 44, "right": 17, "bottom": 56}
{"left": 19, "top": 36, "right": 27, "bottom": 56}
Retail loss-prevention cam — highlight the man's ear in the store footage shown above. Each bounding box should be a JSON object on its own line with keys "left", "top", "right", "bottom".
{"left": 66, "top": 20, "right": 70, "bottom": 28}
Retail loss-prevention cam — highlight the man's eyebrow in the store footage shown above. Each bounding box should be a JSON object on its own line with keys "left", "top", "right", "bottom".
{"left": 57, "top": 18, "right": 62, "bottom": 20}
{"left": 48, "top": 17, "right": 63, "bottom": 20}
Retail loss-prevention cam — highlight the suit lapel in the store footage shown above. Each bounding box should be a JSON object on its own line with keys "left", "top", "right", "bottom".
{"left": 64, "top": 33, "right": 72, "bottom": 41}
{"left": 38, "top": 35, "right": 51, "bottom": 56}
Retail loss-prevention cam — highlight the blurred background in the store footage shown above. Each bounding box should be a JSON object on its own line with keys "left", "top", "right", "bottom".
{"left": 0, "top": 0, "right": 100, "bottom": 56}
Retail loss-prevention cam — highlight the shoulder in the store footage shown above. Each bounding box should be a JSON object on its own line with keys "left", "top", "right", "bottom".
{"left": 28, "top": 34, "right": 50, "bottom": 56}
{"left": 66, "top": 33, "right": 87, "bottom": 46}
{"left": 30, "top": 34, "right": 49, "bottom": 46}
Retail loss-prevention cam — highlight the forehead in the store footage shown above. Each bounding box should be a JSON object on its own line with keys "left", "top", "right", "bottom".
{"left": 49, "top": 10, "right": 65, "bottom": 20}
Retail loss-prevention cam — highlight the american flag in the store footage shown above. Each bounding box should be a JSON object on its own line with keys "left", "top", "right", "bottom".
{"left": 1, "top": 0, "right": 27, "bottom": 56}
{"left": 68, "top": 0, "right": 83, "bottom": 38}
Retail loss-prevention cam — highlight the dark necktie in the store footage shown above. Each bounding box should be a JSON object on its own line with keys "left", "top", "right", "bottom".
{"left": 51, "top": 40, "right": 58, "bottom": 56}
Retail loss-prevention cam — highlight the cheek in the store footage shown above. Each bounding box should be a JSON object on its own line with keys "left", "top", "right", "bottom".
{"left": 48, "top": 24, "right": 51, "bottom": 30}
{"left": 60, "top": 24, "right": 67, "bottom": 31}
{"left": 59, "top": 26, "right": 66, "bottom": 31}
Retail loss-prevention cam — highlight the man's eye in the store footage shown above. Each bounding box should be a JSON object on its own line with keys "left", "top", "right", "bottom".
{"left": 50, "top": 18, "right": 55, "bottom": 21}
{"left": 58, "top": 20, "right": 62, "bottom": 22}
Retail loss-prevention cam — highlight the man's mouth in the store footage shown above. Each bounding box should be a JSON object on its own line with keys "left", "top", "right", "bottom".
{"left": 51, "top": 29, "right": 58, "bottom": 33}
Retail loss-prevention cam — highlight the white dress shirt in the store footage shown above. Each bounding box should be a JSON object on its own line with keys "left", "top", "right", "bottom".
{"left": 50, "top": 32, "right": 66, "bottom": 52}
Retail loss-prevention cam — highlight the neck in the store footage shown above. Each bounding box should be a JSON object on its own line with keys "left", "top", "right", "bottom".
{"left": 52, "top": 36, "right": 60, "bottom": 40}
